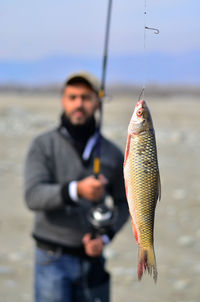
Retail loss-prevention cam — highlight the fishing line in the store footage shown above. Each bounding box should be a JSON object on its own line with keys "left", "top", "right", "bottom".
{"left": 139, "top": 0, "right": 159, "bottom": 101}
{"left": 142, "top": 0, "right": 148, "bottom": 99}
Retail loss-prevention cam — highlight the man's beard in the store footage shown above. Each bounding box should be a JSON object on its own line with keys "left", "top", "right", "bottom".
{"left": 69, "top": 108, "right": 90, "bottom": 125}
{"left": 60, "top": 112, "right": 96, "bottom": 143}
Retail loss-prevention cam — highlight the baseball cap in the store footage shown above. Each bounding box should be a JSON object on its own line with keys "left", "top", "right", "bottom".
{"left": 66, "top": 72, "right": 101, "bottom": 94}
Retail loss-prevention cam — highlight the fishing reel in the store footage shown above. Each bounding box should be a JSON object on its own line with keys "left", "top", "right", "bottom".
{"left": 87, "top": 202, "right": 116, "bottom": 239}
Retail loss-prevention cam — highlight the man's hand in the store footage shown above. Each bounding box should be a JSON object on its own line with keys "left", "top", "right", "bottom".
{"left": 82, "top": 233, "right": 104, "bottom": 257}
{"left": 77, "top": 174, "right": 108, "bottom": 202}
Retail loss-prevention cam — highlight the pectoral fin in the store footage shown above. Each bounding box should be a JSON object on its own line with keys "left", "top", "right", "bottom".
{"left": 124, "top": 135, "right": 131, "bottom": 167}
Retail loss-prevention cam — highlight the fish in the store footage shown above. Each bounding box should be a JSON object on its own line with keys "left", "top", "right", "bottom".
{"left": 123, "top": 99, "right": 161, "bottom": 282}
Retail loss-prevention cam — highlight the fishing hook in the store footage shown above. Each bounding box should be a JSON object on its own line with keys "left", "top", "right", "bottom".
{"left": 145, "top": 26, "right": 160, "bottom": 34}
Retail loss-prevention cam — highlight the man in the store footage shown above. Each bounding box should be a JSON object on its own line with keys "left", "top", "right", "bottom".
{"left": 24, "top": 72, "right": 129, "bottom": 302}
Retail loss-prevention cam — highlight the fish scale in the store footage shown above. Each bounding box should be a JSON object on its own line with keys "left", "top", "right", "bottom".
{"left": 124, "top": 99, "right": 161, "bottom": 282}
{"left": 128, "top": 131, "right": 158, "bottom": 248}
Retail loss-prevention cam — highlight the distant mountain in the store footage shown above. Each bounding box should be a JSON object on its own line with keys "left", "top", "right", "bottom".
{"left": 0, "top": 51, "right": 199, "bottom": 85}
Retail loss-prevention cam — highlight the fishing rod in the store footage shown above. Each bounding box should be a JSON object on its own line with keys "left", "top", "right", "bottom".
{"left": 93, "top": 0, "right": 113, "bottom": 178}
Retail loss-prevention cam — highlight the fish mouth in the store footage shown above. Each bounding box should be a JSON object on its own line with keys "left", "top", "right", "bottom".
{"left": 137, "top": 99, "right": 145, "bottom": 108}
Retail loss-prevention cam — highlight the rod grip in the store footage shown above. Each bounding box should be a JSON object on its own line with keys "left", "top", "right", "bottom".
{"left": 98, "top": 89, "right": 105, "bottom": 99}
{"left": 93, "top": 157, "right": 101, "bottom": 178}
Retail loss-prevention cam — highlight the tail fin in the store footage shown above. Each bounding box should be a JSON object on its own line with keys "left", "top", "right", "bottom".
{"left": 138, "top": 246, "right": 157, "bottom": 282}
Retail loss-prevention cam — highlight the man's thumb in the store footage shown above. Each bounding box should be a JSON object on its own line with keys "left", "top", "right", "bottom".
{"left": 82, "top": 233, "right": 91, "bottom": 244}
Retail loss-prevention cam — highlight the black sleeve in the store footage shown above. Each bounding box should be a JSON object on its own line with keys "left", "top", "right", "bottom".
{"left": 60, "top": 182, "right": 78, "bottom": 206}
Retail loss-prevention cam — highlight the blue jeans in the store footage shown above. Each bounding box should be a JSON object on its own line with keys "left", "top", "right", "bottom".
{"left": 34, "top": 247, "right": 110, "bottom": 302}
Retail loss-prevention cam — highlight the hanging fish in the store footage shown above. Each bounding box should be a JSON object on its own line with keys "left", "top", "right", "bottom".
{"left": 123, "top": 99, "right": 161, "bottom": 282}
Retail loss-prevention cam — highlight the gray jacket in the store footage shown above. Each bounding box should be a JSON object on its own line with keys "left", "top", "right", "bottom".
{"left": 24, "top": 127, "right": 129, "bottom": 247}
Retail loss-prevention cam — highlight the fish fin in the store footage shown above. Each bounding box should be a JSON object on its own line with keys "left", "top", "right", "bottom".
{"left": 158, "top": 172, "right": 161, "bottom": 201}
{"left": 130, "top": 214, "right": 139, "bottom": 243}
{"left": 124, "top": 134, "right": 131, "bottom": 167}
{"left": 138, "top": 246, "right": 157, "bottom": 282}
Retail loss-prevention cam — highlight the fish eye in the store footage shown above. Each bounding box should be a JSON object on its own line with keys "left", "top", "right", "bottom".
{"left": 137, "top": 109, "right": 143, "bottom": 117}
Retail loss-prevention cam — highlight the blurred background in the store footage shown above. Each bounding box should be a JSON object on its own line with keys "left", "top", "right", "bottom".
{"left": 0, "top": 1, "right": 200, "bottom": 302}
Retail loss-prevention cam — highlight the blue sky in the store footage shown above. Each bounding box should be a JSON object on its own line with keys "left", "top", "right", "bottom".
{"left": 1, "top": 0, "right": 199, "bottom": 60}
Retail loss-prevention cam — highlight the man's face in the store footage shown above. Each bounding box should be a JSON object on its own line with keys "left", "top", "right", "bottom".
{"left": 62, "top": 84, "right": 99, "bottom": 125}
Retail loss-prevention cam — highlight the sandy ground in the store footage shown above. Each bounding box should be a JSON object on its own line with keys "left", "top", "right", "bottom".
{"left": 0, "top": 92, "right": 200, "bottom": 302}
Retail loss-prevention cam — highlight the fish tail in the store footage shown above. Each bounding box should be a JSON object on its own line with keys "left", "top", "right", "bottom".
{"left": 138, "top": 246, "right": 157, "bottom": 282}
